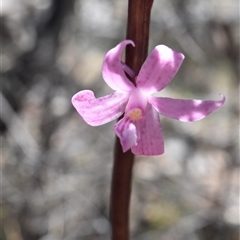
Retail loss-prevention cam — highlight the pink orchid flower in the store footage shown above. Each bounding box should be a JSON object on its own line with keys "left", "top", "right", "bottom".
{"left": 72, "top": 40, "right": 225, "bottom": 156}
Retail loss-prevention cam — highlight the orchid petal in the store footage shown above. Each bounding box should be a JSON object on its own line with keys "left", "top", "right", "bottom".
{"left": 136, "top": 45, "right": 184, "bottom": 94}
{"left": 131, "top": 104, "right": 164, "bottom": 156}
{"left": 149, "top": 95, "right": 225, "bottom": 122}
{"left": 102, "top": 40, "right": 135, "bottom": 92}
{"left": 114, "top": 117, "right": 137, "bottom": 152}
{"left": 121, "top": 61, "right": 136, "bottom": 79}
{"left": 72, "top": 90, "right": 129, "bottom": 126}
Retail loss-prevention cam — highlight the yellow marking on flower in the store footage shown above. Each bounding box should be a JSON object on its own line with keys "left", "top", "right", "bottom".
{"left": 127, "top": 108, "right": 142, "bottom": 120}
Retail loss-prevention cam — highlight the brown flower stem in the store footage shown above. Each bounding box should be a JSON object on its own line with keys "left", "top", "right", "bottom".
{"left": 110, "top": 1, "right": 153, "bottom": 240}
{"left": 126, "top": 0, "right": 153, "bottom": 73}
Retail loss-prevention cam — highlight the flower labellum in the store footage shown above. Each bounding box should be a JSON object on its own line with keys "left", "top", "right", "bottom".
{"left": 72, "top": 40, "right": 225, "bottom": 156}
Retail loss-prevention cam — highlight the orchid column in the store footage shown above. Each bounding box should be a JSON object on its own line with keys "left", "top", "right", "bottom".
{"left": 110, "top": 1, "right": 153, "bottom": 240}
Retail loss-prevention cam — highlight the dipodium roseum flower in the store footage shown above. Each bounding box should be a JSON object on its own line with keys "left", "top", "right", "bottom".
{"left": 72, "top": 40, "right": 225, "bottom": 156}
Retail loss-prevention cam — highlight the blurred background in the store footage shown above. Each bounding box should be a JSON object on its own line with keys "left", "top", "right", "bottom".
{"left": 1, "top": 0, "right": 239, "bottom": 239}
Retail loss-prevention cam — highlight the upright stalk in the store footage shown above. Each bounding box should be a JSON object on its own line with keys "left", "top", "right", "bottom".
{"left": 110, "top": 1, "right": 153, "bottom": 240}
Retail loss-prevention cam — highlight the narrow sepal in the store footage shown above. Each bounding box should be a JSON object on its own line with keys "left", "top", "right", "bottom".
{"left": 72, "top": 90, "right": 129, "bottom": 126}
{"left": 149, "top": 94, "right": 225, "bottom": 122}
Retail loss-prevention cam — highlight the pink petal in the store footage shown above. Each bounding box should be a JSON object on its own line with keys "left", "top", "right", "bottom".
{"left": 121, "top": 61, "right": 136, "bottom": 79}
{"left": 102, "top": 40, "right": 135, "bottom": 92}
{"left": 72, "top": 90, "right": 129, "bottom": 126}
{"left": 149, "top": 95, "right": 225, "bottom": 122}
{"left": 136, "top": 45, "right": 184, "bottom": 94}
{"left": 131, "top": 104, "right": 164, "bottom": 156}
{"left": 114, "top": 117, "right": 137, "bottom": 152}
